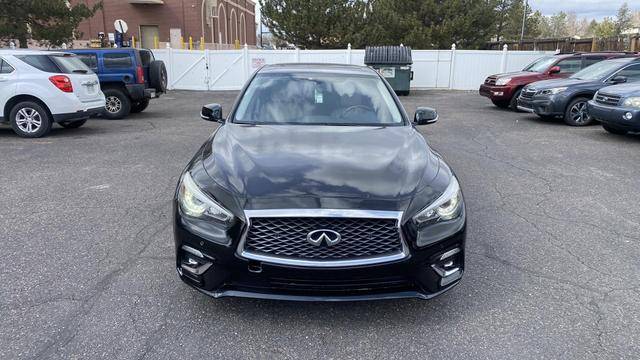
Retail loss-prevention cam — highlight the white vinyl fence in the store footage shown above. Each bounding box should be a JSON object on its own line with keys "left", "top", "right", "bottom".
{"left": 152, "top": 45, "right": 553, "bottom": 92}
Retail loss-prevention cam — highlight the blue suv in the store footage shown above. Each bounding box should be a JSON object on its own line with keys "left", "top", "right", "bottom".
{"left": 68, "top": 48, "right": 167, "bottom": 119}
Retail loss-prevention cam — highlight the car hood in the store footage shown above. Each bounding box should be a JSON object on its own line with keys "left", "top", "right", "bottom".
{"left": 493, "top": 71, "right": 541, "bottom": 79}
{"left": 527, "top": 78, "right": 591, "bottom": 90}
{"left": 597, "top": 83, "right": 640, "bottom": 97}
{"left": 199, "top": 123, "right": 442, "bottom": 211}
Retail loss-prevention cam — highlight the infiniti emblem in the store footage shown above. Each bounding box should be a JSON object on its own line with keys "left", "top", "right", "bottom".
{"left": 307, "top": 229, "right": 342, "bottom": 246}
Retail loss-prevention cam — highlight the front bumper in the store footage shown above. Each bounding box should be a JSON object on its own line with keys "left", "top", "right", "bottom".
{"left": 479, "top": 84, "right": 513, "bottom": 100}
{"left": 174, "top": 210, "right": 466, "bottom": 301}
{"left": 517, "top": 94, "right": 566, "bottom": 116}
{"left": 587, "top": 101, "right": 640, "bottom": 131}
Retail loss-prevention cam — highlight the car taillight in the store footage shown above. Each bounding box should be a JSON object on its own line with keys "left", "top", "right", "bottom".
{"left": 49, "top": 75, "right": 73, "bottom": 93}
{"left": 136, "top": 66, "right": 144, "bottom": 84}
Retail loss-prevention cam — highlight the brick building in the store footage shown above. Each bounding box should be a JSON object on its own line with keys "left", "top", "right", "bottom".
{"left": 72, "top": 0, "right": 257, "bottom": 49}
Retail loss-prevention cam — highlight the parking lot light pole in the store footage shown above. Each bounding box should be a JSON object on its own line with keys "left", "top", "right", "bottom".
{"left": 520, "top": 0, "right": 528, "bottom": 43}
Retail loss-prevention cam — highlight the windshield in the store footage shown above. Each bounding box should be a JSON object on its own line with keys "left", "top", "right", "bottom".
{"left": 523, "top": 56, "right": 557, "bottom": 72}
{"left": 570, "top": 60, "right": 624, "bottom": 80}
{"left": 233, "top": 72, "right": 404, "bottom": 126}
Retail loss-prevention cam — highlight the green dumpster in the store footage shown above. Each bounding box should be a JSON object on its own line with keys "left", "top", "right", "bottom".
{"left": 365, "top": 46, "right": 413, "bottom": 96}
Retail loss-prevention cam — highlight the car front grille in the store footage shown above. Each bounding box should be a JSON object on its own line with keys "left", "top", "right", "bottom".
{"left": 520, "top": 89, "right": 536, "bottom": 99}
{"left": 485, "top": 76, "right": 497, "bottom": 85}
{"left": 595, "top": 93, "right": 621, "bottom": 106}
{"left": 243, "top": 217, "right": 403, "bottom": 261}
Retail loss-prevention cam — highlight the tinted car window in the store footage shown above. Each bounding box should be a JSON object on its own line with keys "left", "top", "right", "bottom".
{"left": 583, "top": 56, "right": 606, "bottom": 67}
{"left": 556, "top": 58, "right": 582, "bottom": 74}
{"left": 103, "top": 53, "right": 133, "bottom": 68}
{"left": 139, "top": 50, "right": 153, "bottom": 66}
{"left": 75, "top": 53, "right": 98, "bottom": 69}
{"left": 0, "top": 58, "right": 14, "bottom": 74}
{"left": 51, "top": 54, "right": 93, "bottom": 74}
{"left": 613, "top": 64, "right": 640, "bottom": 82}
{"left": 15, "top": 55, "right": 60, "bottom": 73}
{"left": 234, "top": 73, "right": 404, "bottom": 126}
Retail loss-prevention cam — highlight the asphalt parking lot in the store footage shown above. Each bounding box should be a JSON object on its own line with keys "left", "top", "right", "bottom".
{"left": 1, "top": 90, "right": 639, "bottom": 359}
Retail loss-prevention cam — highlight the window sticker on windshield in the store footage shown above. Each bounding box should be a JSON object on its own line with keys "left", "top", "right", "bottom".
{"left": 315, "top": 88, "right": 324, "bottom": 104}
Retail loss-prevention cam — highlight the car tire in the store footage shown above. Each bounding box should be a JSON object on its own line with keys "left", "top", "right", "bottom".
{"left": 492, "top": 99, "right": 510, "bottom": 108}
{"left": 564, "top": 97, "right": 593, "bottom": 126}
{"left": 59, "top": 119, "right": 87, "bottom": 129}
{"left": 149, "top": 60, "right": 168, "bottom": 93}
{"left": 602, "top": 125, "right": 628, "bottom": 135}
{"left": 130, "top": 98, "right": 150, "bottom": 113}
{"left": 103, "top": 88, "right": 131, "bottom": 120}
{"left": 509, "top": 88, "right": 523, "bottom": 111}
{"left": 9, "top": 101, "right": 52, "bottom": 138}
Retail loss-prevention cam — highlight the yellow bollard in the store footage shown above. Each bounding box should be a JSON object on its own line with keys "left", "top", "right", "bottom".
{"left": 235, "top": 39, "right": 240, "bottom": 50}
{"left": 189, "top": 36, "right": 193, "bottom": 50}
{"left": 131, "top": 36, "right": 136, "bottom": 48}
{"left": 180, "top": 36, "right": 184, "bottom": 49}
{"left": 200, "top": 37, "right": 205, "bottom": 50}
{"left": 154, "top": 36, "right": 158, "bottom": 49}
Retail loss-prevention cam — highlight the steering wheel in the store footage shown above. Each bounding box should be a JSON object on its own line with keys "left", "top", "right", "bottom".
{"left": 340, "top": 105, "right": 374, "bottom": 118}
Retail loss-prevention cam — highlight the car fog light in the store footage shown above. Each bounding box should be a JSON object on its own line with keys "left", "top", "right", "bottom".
{"left": 623, "top": 112, "right": 633, "bottom": 120}
{"left": 430, "top": 247, "right": 463, "bottom": 287}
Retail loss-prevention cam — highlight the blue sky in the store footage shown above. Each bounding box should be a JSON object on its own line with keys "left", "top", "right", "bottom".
{"left": 530, "top": 0, "right": 640, "bottom": 20}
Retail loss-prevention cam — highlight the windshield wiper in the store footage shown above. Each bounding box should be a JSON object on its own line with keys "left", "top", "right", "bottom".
{"left": 72, "top": 69, "right": 88, "bottom": 74}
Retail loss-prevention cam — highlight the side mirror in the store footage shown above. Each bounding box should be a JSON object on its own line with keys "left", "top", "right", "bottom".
{"left": 548, "top": 66, "right": 561, "bottom": 75}
{"left": 414, "top": 107, "right": 438, "bottom": 125}
{"left": 201, "top": 103, "right": 223, "bottom": 122}
{"left": 610, "top": 76, "right": 627, "bottom": 84}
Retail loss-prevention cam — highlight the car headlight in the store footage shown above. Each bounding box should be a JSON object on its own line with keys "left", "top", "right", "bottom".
{"left": 622, "top": 97, "right": 640, "bottom": 108}
{"left": 495, "top": 78, "right": 511, "bottom": 86}
{"left": 537, "top": 87, "right": 567, "bottom": 95}
{"left": 178, "top": 172, "right": 234, "bottom": 244}
{"left": 413, "top": 176, "right": 463, "bottom": 226}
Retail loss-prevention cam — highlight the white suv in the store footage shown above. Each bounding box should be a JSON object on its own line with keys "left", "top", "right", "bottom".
{"left": 0, "top": 50, "right": 105, "bottom": 138}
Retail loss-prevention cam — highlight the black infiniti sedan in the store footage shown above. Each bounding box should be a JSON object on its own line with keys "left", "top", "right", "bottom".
{"left": 517, "top": 57, "right": 640, "bottom": 126}
{"left": 174, "top": 64, "right": 466, "bottom": 301}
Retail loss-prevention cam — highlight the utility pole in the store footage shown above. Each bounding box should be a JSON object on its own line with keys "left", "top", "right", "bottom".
{"left": 520, "top": 0, "right": 528, "bottom": 43}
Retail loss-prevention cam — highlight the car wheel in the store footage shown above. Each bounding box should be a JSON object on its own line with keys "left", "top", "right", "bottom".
{"left": 59, "top": 119, "right": 87, "bottom": 129}
{"left": 130, "top": 98, "right": 150, "bottom": 113}
{"left": 103, "top": 88, "right": 131, "bottom": 120}
{"left": 564, "top": 97, "right": 593, "bottom": 126}
{"left": 602, "top": 125, "right": 628, "bottom": 135}
{"left": 9, "top": 101, "right": 52, "bottom": 138}
{"left": 491, "top": 99, "right": 510, "bottom": 108}
{"left": 509, "top": 88, "right": 523, "bottom": 111}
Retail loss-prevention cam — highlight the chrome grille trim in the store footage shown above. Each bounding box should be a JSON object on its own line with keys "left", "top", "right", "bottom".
{"left": 237, "top": 209, "right": 409, "bottom": 268}
{"left": 595, "top": 93, "right": 621, "bottom": 106}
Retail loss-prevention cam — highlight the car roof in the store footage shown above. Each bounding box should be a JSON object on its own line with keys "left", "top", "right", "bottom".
{"left": 258, "top": 63, "right": 379, "bottom": 76}
{"left": 0, "top": 49, "right": 67, "bottom": 56}
{"left": 556, "top": 52, "right": 639, "bottom": 58}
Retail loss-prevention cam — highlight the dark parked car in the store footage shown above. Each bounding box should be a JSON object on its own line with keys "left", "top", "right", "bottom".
{"left": 67, "top": 48, "right": 167, "bottom": 119}
{"left": 517, "top": 57, "right": 640, "bottom": 126}
{"left": 174, "top": 64, "right": 466, "bottom": 301}
{"left": 479, "top": 52, "right": 629, "bottom": 111}
{"left": 588, "top": 83, "right": 640, "bottom": 135}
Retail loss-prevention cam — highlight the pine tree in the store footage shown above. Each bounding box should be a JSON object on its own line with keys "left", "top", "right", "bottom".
{"left": 0, "top": 0, "right": 101, "bottom": 48}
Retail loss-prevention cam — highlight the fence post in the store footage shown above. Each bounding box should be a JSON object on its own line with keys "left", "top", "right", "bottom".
{"left": 346, "top": 43, "right": 352, "bottom": 64}
{"left": 295, "top": 47, "right": 300, "bottom": 63}
{"left": 448, "top": 43, "right": 456, "bottom": 90}
{"left": 243, "top": 44, "right": 250, "bottom": 82}
{"left": 204, "top": 48, "right": 210, "bottom": 91}
{"left": 167, "top": 45, "right": 174, "bottom": 90}
{"left": 500, "top": 44, "right": 508, "bottom": 73}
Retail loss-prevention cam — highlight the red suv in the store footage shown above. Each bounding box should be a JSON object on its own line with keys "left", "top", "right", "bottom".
{"left": 479, "top": 52, "right": 632, "bottom": 111}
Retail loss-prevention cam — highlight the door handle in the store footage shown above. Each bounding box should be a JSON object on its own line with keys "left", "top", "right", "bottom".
{"left": 0, "top": 77, "right": 8, "bottom": 82}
